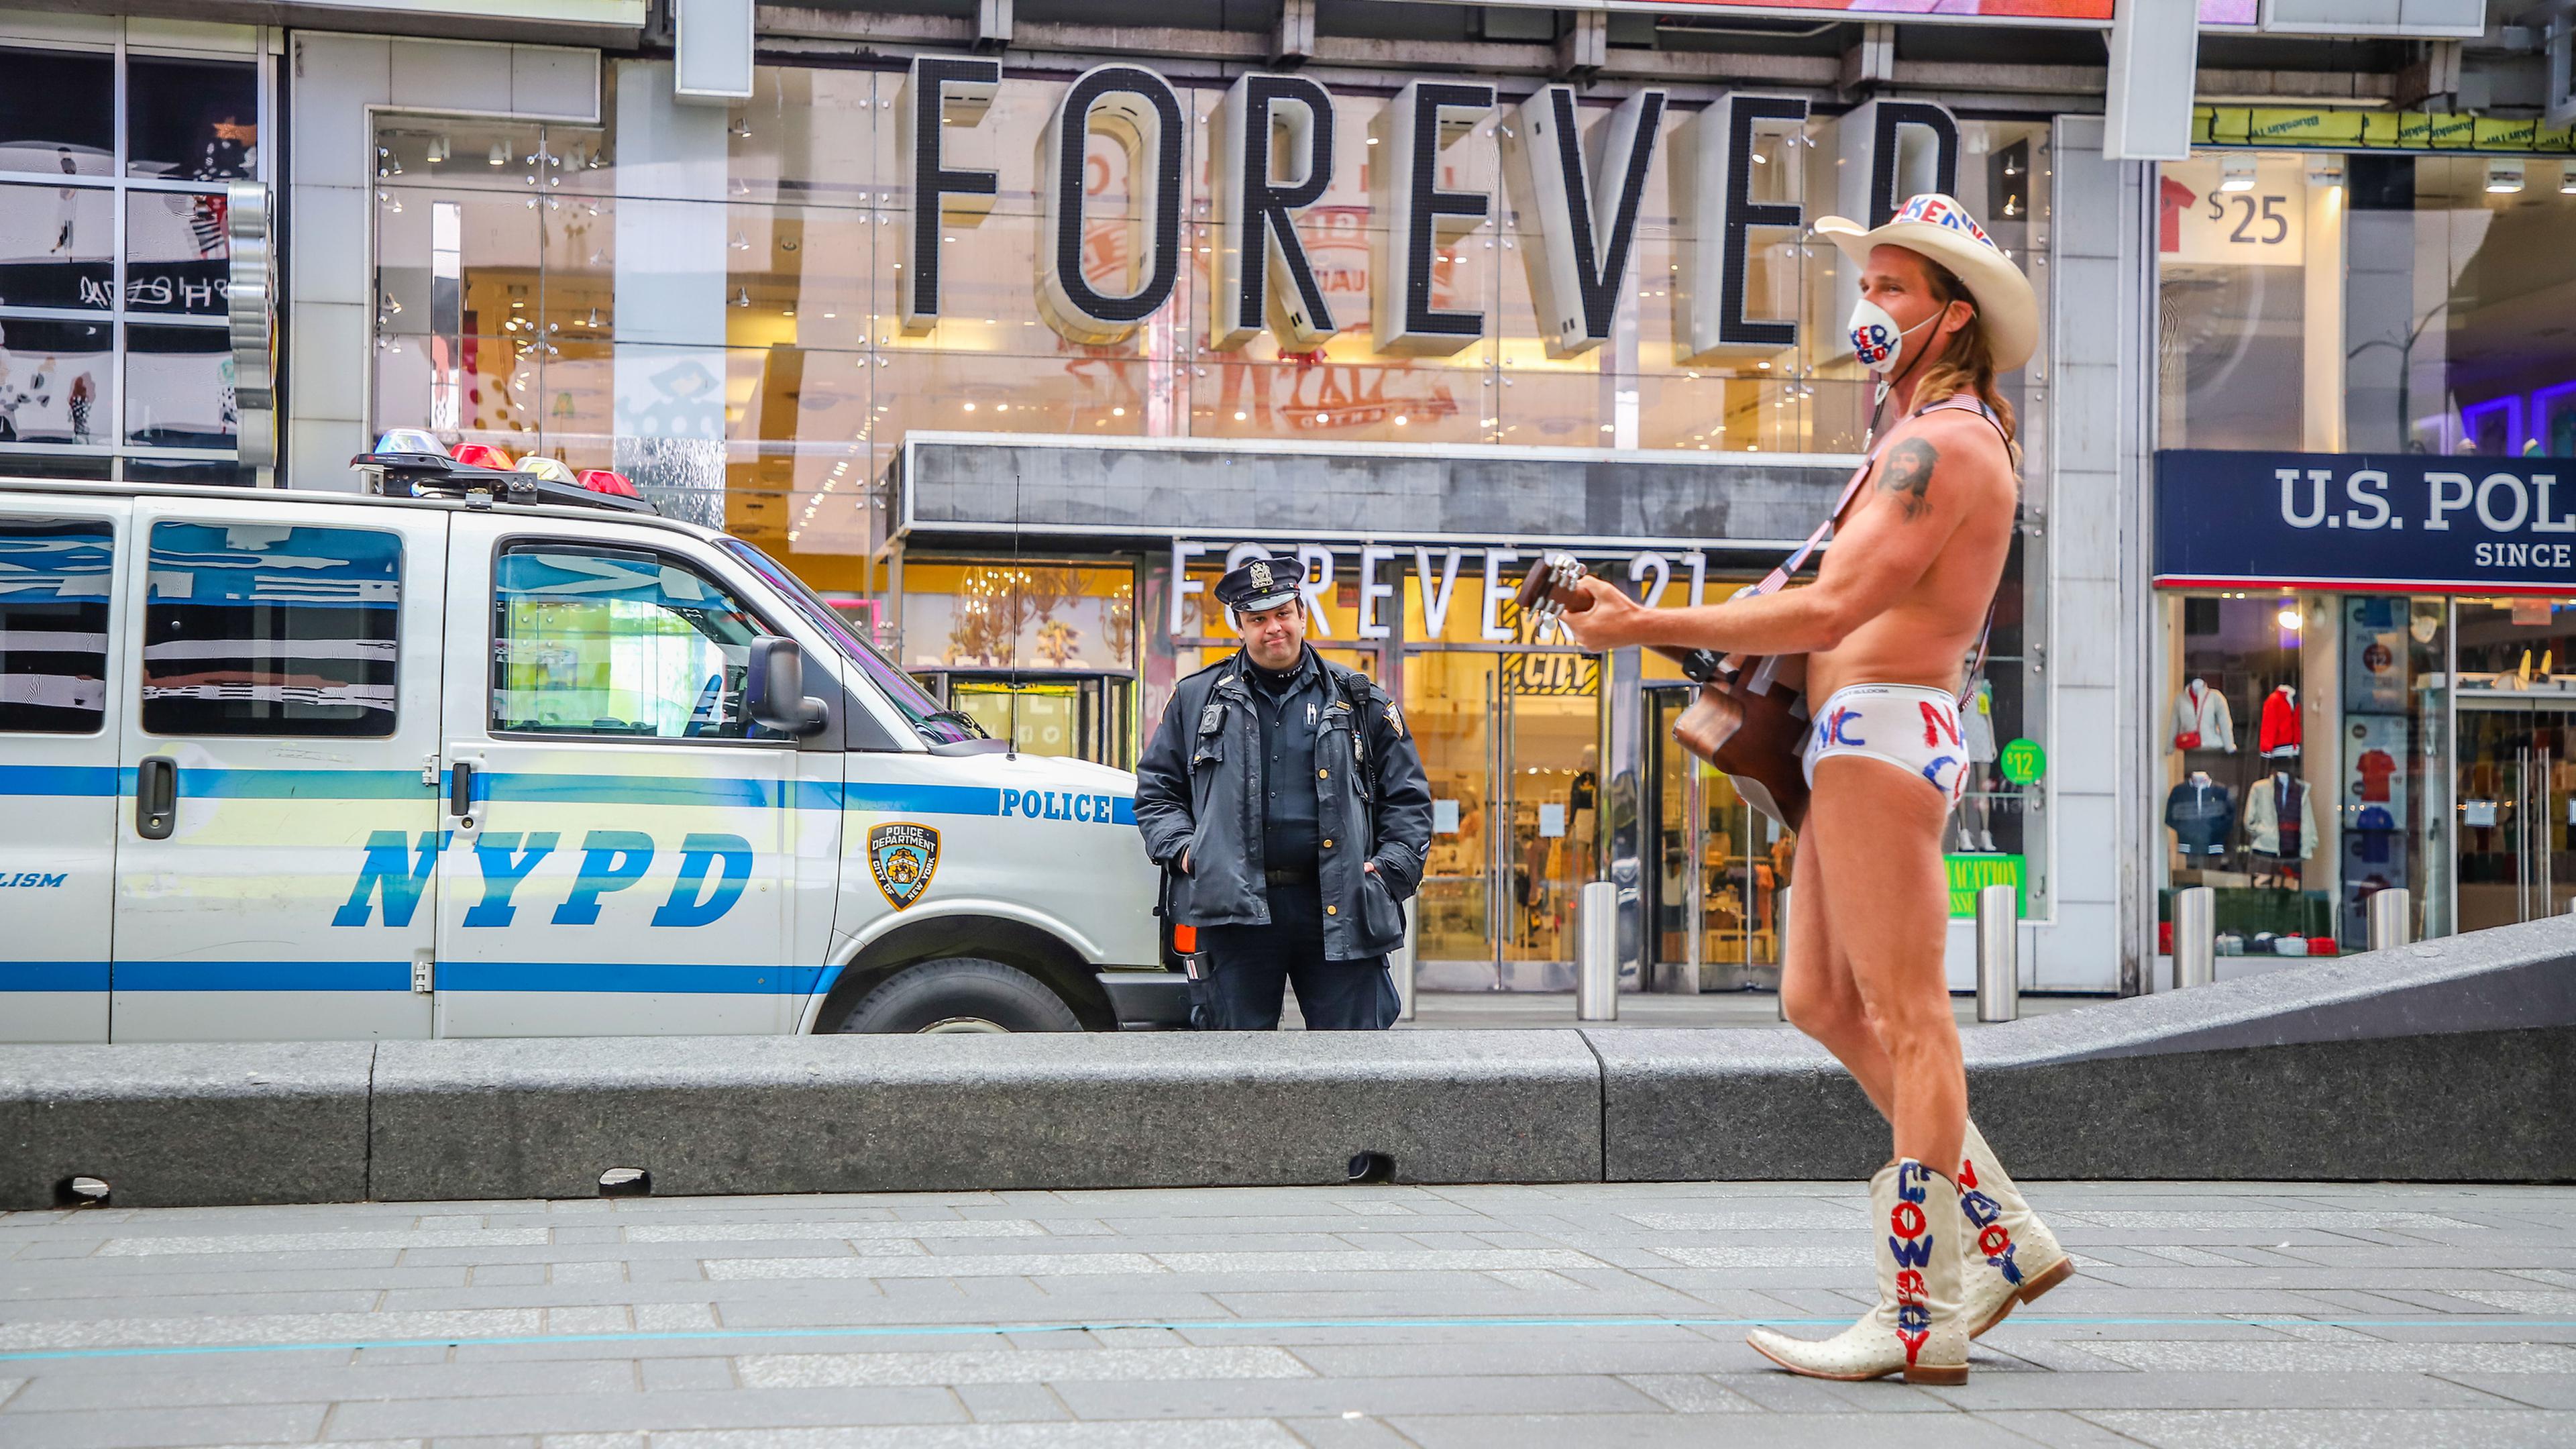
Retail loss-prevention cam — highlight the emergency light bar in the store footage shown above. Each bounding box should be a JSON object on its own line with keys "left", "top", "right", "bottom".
{"left": 350, "top": 431, "right": 659, "bottom": 515}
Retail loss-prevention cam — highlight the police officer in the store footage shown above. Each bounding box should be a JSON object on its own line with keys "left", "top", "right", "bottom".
{"left": 1134, "top": 553, "right": 1432, "bottom": 1030}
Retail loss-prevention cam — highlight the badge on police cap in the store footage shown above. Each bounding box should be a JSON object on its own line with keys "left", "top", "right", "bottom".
{"left": 1214, "top": 552, "right": 1305, "bottom": 614}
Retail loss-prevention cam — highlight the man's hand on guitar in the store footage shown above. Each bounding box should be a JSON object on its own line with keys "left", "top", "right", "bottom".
{"left": 1560, "top": 575, "right": 1651, "bottom": 651}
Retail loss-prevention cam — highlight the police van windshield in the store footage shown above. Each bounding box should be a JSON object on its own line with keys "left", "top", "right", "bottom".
{"left": 718, "top": 538, "right": 982, "bottom": 745}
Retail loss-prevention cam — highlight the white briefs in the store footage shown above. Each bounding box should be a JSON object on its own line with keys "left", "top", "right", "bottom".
{"left": 1801, "top": 684, "right": 1974, "bottom": 805}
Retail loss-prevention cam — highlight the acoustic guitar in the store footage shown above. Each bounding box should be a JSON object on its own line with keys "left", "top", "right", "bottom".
{"left": 1513, "top": 555, "right": 1813, "bottom": 832}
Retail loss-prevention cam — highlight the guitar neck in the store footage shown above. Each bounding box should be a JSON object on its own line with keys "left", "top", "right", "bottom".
{"left": 1646, "top": 644, "right": 1724, "bottom": 684}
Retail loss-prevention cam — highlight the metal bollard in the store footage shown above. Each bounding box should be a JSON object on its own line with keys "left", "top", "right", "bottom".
{"left": 2367, "top": 887, "right": 2413, "bottom": 952}
{"left": 1773, "top": 883, "right": 1791, "bottom": 1020}
{"left": 1577, "top": 879, "right": 1619, "bottom": 1021}
{"left": 1392, "top": 905, "right": 1418, "bottom": 1023}
{"left": 2171, "top": 885, "right": 2215, "bottom": 989}
{"left": 1976, "top": 882, "right": 2019, "bottom": 1022}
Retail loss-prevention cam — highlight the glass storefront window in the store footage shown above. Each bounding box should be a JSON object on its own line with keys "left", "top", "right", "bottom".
{"left": 900, "top": 560, "right": 1137, "bottom": 672}
{"left": 2160, "top": 148, "right": 2576, "bottom": 458}
{"left": 0, "top": 46, "right": 114, "bottom": 177}
{"left": 368, "top": 66, "right": 2051, "bottom": 560}
{"left": 0, "top": 182, "right": 113, "bottom": 310}
{"left": 2159, "top": 590, "right": 2450, "bottom": 953}
{"left": 0, "top": 41, "right": 262, "bottom": 479}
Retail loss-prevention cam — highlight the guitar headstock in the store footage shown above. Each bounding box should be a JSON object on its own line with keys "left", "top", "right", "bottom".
{"left": 1511, "top": 552, "right": 1590, "bottom": 626}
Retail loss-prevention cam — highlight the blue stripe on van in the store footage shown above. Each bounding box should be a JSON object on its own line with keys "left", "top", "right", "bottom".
{"left": 0, "top": 961, "right": 109, "bottom": 991}
{"left": 0, "top": 765, "right": 1136, "bottom": 821}
{"left": 482, "top": 773, "right": 786, "bottom": 808}
{"left": 0, "top": 766, "right": 121, "bottom": 796}
{"left": 186, "top": 770, "right": 428, "bottom": 800}
{"left": 0, "top": 962, "right": 832, "bottom": 995}
{"left": 436, "top": 962, "right": 832, "bottom": 995}
{"left": 841, "top": 782, "right": 1002, "bottom": 816}
{"left": 108, "top": 960, "right": 414, "bottom": 991}
{"left": 0, "top": 766, "right": 427, "bottom": 799}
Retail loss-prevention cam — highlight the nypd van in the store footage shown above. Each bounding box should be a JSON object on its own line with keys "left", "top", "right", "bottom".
{"left": 0, "top": 436, "right": 1180, "bottom": 1042}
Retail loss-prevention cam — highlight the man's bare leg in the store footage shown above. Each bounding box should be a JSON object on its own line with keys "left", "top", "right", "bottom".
{"left": 1776, "top": 826, "right": 1897, "bottom": 1121}
{"left": 1773, "top": 763, "right": 2076, "bottom": 1352}
{"left": 1747, "top": 757, "right": 1977, "bottom": 1383}
{"left": 1805, "top": 754, "right": 1965, "bottom": 1180}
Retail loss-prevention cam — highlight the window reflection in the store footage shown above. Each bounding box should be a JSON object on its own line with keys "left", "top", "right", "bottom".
{"left": 142, "top": 522, "right": 400, "bottom": 738}
{"left": 0, "top": 319, "right": 111, "bottom": 446}
{"left": 0, "top": 182, "right": 113, "bottom": 310}
{"left": 0, "top": 47, "right": 115, "bottom": 177}
{"left": 2161, "top": 150, "right": 2576, "bottom": 458}
{"left": 126, "top": 191, "right": 231, "bottom": 316}
{"left": 125, "top": 324, "right": 235, "bottom": 448}
{"left": 126, "top": 57, "right": 258, "bottom": 181}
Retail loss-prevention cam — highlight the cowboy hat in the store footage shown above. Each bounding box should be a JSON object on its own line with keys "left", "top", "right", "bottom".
{"left": 1815, "top": 193, "right": 2037, "bottom": 374}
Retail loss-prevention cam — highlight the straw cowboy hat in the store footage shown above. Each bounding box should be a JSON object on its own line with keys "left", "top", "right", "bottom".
{"left": 1816, "top": 193, "right": 2038, "bottom": 374}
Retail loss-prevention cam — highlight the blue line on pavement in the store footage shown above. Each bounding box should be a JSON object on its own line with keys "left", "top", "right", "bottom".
{"left": 3, "top": 1315, "right": 2571, "bottom": 1365}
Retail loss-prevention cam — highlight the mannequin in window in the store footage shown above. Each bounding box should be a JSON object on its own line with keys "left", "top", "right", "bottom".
{"left": 2257, "top": 684, "right": 2301, "bottom": 760}
{"left": 2243, "top": 765, "right": 2316, "bottom": 887}
{"left": 2164, "top": 769, "right": 2233, "bottom": 868}
{"left": 1957, "top": 675, "right": 1998, "bottom": 845}
{"left": 2169, "top": 676, "right": 2235, "bottom": 753}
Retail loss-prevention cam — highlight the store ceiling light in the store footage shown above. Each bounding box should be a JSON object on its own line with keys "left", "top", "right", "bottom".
{"left": 2218, "top": 154, "right": 2258, "bottom": 193}
{"left": 427, "top": 135, "right": 449, "bottom": 164}
{"left": 2488, "top": 158, "right": 2526, "bottom": 195}
{"left": 2305, "top": 154, "right": 2343, "bottom": 189}
{"left": 2562, "top": 164, "right": 2576, "bottom": 195}
{"left": 488, "top": 140, "right": 507, "bottom": 166}
{"left": 2277, "top": 606, "right": 2302, "bottom": 631}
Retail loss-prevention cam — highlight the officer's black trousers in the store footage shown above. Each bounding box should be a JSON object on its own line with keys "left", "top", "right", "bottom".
{"left": 1195, "top": 883, "right": 1399, "bottom": 1031}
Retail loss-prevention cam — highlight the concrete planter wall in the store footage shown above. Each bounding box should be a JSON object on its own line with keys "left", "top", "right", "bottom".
{"left": 7, "top": 920, "right": 2573, "bottom": 1209}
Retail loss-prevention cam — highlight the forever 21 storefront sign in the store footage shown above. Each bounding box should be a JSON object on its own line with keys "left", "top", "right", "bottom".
{"left": 900, "top": 56, "right": 1963, "bottom": 359}
{"left": 2156, "top": 450, "right": 2576, "bottom": 595}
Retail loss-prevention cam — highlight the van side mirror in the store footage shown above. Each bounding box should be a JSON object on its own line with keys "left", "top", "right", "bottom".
{"left": 747, "top": 636, "right": 828, "bottom": 737}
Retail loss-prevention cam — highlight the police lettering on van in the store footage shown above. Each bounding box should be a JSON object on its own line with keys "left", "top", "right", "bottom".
{"left": 0, "top": 436, "right": 1176, "bottom": 1044}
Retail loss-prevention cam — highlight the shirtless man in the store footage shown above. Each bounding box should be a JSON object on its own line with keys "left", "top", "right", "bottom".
{"left": 1564, "top": 194, "right": 2071, "bottom": 1386}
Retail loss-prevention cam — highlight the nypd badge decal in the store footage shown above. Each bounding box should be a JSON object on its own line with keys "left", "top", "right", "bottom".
{"left": 868, "top": 822, "right": 941, "bottom": 910}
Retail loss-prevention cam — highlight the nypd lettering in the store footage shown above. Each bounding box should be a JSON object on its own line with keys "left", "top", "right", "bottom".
{"left": 333, "top": 828, "right": 756, "bottom": 929}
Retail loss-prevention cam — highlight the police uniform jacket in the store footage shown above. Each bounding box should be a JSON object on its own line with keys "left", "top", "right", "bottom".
{"left": 1134, "top": 648, "right": 1433, "bottom": 960}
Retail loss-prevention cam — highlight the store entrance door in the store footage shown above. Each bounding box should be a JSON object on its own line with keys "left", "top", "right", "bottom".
{"left": 1644, "top": 685, "right": 1794, "bottom": 991}
{"left": 1403, "top": 649, "right": 1601, "bottom": 990}
{"left": 2454, "top": 702, "right": 2576, "bottom": 929}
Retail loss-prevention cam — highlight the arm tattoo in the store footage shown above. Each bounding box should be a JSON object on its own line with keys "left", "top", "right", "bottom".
{"left": 1880, "top": 437, "right": 1938, "bottom": 521}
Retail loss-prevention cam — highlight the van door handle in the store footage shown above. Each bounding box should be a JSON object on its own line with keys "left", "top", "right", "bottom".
{"left": 449, "top": 760, "right": 476, "bottom": 820}
{"left": 136, "top": 757, "right": 177, "bottom": 840}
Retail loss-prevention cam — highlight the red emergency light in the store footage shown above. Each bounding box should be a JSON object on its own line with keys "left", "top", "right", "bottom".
{"left": 578, "top": 469, "right": 640, "bottom": 498}
{"left": 451, "top": 442, "right": 514, "bottom": 470}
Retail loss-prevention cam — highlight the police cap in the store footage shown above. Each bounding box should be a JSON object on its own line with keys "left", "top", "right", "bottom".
{"left": 1214, "top": 553, "right": 1305, "bottom": 614}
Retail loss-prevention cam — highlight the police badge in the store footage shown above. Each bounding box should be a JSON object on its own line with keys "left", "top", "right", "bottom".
{"left": 1248, "top": 559, "right": 1272, "bottom": 590}
{"left": 867, "top": 822, "right": 941, "bottom": 910}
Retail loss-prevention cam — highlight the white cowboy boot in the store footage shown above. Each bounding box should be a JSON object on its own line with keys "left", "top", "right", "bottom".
{"left": 1748, "top": 1159, "right": 1971, "bottom": 1385}
{"left": 1956, "top": 1119, "right": 2076, "bottom": 1337}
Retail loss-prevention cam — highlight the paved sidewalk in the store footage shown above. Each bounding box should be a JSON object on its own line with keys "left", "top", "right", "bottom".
{"left": 5, "top": 1180, "right": 2572, "bottom": 1448}
{"left": 1393, "top": 991, "right": 2098, "bottom": 1030}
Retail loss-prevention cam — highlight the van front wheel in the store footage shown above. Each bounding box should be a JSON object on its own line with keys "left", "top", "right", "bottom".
{"left": 833, "top": 957, "right": 1082, "bottom": 1034}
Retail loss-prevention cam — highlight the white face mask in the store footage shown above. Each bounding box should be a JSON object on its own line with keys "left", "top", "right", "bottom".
{"left": 1847, "top": 296, "right": 1939, "bottom": 375}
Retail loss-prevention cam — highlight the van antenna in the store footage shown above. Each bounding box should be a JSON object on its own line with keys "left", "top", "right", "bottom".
{"left": 1006, "top": 460, "right": 1020, "bottom": 761}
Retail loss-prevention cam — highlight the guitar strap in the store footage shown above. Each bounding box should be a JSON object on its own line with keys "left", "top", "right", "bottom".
{"left": 1721, "top": 393, "right": 2012, "bottom": 705}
